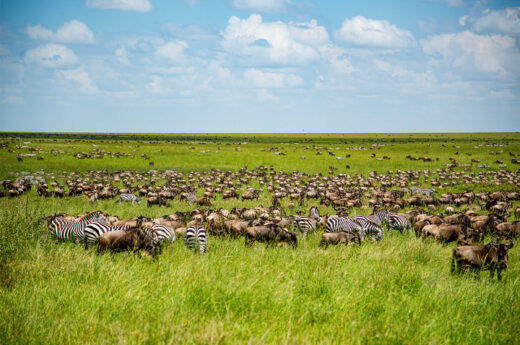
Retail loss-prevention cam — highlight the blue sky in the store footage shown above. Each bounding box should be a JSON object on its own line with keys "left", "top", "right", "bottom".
{"left": 0, "top": 0, "right": 519, "bottom": 132}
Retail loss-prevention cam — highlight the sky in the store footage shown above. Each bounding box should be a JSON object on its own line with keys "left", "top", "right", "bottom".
{"left": 0, "top": 0, "right": 519, "bottom": 133}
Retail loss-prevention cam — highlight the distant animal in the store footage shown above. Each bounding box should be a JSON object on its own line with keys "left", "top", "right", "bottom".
{"left": 451, "top": 242, "right": 513, "bottom": 281}
{"left": 119, "top": 193, "right": 141, "bottom": 204}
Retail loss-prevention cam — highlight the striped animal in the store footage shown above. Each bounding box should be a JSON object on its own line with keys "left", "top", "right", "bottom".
{"left": 353, "top": 218, "right": 384, "bottom": 241}
{"left": 352, "top": 209, "right": 389, "bottom": 226}
{"left": 294, "top": 216, "right": 317, "bottom": 238}
{"left": 386, "top": 213, "right": 412, "bottom": 234}
{"left": 326, "top": 216, "right": 362, "bottom": 234}
{"left": 84, "top": 222, "right": 131, "bottom": 249}
{"left": 309, "top": 207, "right": 320, "bottom": 221}
{"left": 47, "top": 211, "right": 108, "bottom": 243}
{"left": 411, "top": 187, "right": 435, "bottom": 198}
{"left": 184, "top": 225, "right": 208, "bottom": 255}
{"left": 150, "top": 224, "right": 176, "bottom": 245}
{"left": 119, "top": 193, "right": 141, "bottom": 204}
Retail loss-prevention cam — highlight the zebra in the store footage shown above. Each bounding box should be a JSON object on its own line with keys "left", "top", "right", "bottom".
{"left": 326, "top": 216, "right": 362, "bottom": 234}
{"left": 294, "top": 216, "right": 317, "bottom": 238}
{"left": 84, "top": 222, "right": 131, "bottom": 249}
{"left": 352, "top": 218, "right": 384, "bottom": 241}
{"left": 411, "top": 187, "right": 435, "bottom": 198}
{"left": 386, "top": 214, "right": 412, "bottom": 234}
{"left": 184, "top": 225, "right": 208, "bottom": 255}
{"left": 352, "top": 209, "right": 389, "bottom": 227}
{"left": 47, "top": 211, "right": 108, "bottom": 243}
{"left": 309, "top": 207, "right": 320, "bottom": 221}
{"left": 149, "top": 224, "right": 176, "bottom": 246}
{"left": 119, "top": 193, "right": 141, "bottom": 204}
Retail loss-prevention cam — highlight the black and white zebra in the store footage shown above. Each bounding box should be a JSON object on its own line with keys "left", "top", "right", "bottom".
{"left": 309, "top": 207, "right": 320, "bottom": 221}
{"left": 150, "top": 225, "right": 176, "bottom": 245}
{"left": 294, "top": 216, "right": 317, "bottom": 238}
{"left": 411, "top": 187, "right": 435, "bottom": 198}
{"left": 386, "top": 214, "right": 412, "bottom": 234}
{"left": 48, "top": 211, "right": 108, "bottom": 243}
{"left": 184, "top": 225, "right": 208, "bottom": 255}
{"left": 119, "top": 193, "right": 141, "bottom": 204}
{"left": 352, "top": 209, "right": 389, "bottom": 227}
{"left": 84, "top": 222, "right": 131, "bottom": 249}
{"left": 352, "top": 218, "right": 384, "bottom": 241}
{"left": 326, "top": 216, "right": 362, "bottom": 234}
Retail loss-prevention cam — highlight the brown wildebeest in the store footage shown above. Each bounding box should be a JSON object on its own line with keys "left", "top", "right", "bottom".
{"left": 422, "top": 224, "right": 474, "bottom": 245}
{"left": 196, "top": 196, "right": 212, "bottom": 206}
{"left": 98, "top": 227, "right": 157, "bottom": 257}
{"left": 494, "top": 221, "right": 520, "bottom": 239}
{"left": 245, "top": 223, "right": 297, "bottom": 248}
{"left": 319, "top": 232, "right": 361, "bottom": 248}
{"left": 451, "top": 241, "right": 514, "bottom": 280}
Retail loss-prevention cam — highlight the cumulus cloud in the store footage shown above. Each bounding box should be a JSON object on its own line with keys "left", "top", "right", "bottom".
{"left": 27, "top": 20, "right": 96, "bottom": 44}
{"left": 221, "top": 14, "right": 329, "bottom": 65}
{"left": 86, "top": 0, "right": 153, "bottom": 12}
{"left": 335, "top": 16, "right": 415, "bottom": 50}
{"left": 462, "top": 7, "right": 520, "bottom": 36}
{"left": 56, "top": 68, "right": 98, "bottom": 93}
{"left": 231, "top": 0, "right": 291, "bottom": 13}
{"left": 156, "top": 40, "right": 188, "bottom": 61}
{"left": 244, "top": 68, "right": 303, "bottom": 88}
{"left": 422, "top": 31, "right": 519, "bottom": 76}
{"left": 24, "top": 44, "right": 78, "bottom": 68}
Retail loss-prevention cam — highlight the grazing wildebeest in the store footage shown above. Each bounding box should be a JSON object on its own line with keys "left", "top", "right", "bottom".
{"left": 451, "top": 241, "right": 514, "bottom": 280}
{"left": 98, "top": 227, "right": 157, "bottom": 257}
{"left": 245, "top": 223, "right": 297, "bottom": 248}
{"left": 319, "top": 231, "right": 361, "bottom": 248}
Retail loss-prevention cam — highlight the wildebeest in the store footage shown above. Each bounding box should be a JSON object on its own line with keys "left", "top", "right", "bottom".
{"left": 98, "top": 227, "right": 158, "bottom": 257}
{"left": 319, "top": 231, "right": 361, "bottom": 248}
{"left": 451, "top": 241, "right": 514, "bottom": 280}
{"left": 245, "top": 223, "right": 297, "bottom": 248}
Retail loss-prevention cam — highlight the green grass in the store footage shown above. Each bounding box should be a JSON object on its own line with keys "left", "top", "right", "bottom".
{"left": 1, "top": 133, "right": 519, "bottom": 344}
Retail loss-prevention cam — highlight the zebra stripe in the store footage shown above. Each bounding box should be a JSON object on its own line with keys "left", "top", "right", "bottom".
{"left": 309, "top": 207, "right": 320, "bottom": 221}
{"left": 326, "top": 216, "right": 362, "bottom": 234}
{"left": 352, "top": 218, "right": 384, "bottom": 241}
{"left": 387, "top": 214, "right": 412, "bottom": 234}
{"left": 84, "top": 222, "right": 131, "bottom": 248}
{"left": 185, "top": 226, "right": 208, "bottom": 255}
{"left": 119, "top": 193, "right": 141, "bottom": 204}
{"left": 150, "top": 225, "right": 176, "bottom": 245}
{"left": 48, "top": 211, "right": 108, "bottom": 243}
{"left": 294, "top": 216, "right": 317, "bottom": 238}
{"left": 411, "top": 187, "right": 435, "bottom": 198}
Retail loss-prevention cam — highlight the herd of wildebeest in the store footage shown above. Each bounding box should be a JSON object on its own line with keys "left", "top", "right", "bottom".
{"left": 2, "top": 164, "right": 520, "bottom": 281}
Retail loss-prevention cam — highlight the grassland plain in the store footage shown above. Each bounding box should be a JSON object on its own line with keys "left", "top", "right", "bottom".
{"left": 0, "top": 133, "right": 519, "bottom": 345}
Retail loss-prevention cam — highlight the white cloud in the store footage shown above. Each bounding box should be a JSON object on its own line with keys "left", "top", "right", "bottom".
{"left": 422, "top": 31, "right": 518, "bottom": 76}
{"left": 335, "top": 16, "right": 415, "bottom": 50}
{"left": 56, "top": 68, "right": 98, "bottom": 93}
{"left": 221, "top": 14, "right": 329, "bottom": 65}
{"left": 2, "top": 96, "right": 23, "bottom": 104}
{"left": 24, "top": 44, "right": 78, "bottom": 68}
{"left": 432, "top": 0, "right": 467, "bottom": 8}
{"left": 156, "top": 41, "right": 188, "bottom": 61}
{"left": 27, "top": 20, "right": 96, "bottom": 44}
{"left": 86, "top": 0, "right": 153, "bottom": 12}
{"left": 466, "top": 7, "right": 520, "bottom": 36}
{"left": 244, "top": 68, "right": 303, "bottom": 88}
{"left": 232, "top": 0, "right": 291, "bottom": 13}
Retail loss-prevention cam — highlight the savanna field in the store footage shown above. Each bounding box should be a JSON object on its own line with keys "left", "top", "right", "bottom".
{"left": 1, "top": 132, "right": 519, "bottom": 345}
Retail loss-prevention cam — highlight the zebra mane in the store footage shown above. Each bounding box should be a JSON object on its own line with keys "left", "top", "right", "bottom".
{"left": 78, "top": 210, "right": 104, "bottom": 221}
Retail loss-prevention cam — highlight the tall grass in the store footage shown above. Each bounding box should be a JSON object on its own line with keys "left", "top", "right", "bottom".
{"left": 0, "top": 197, "right": 519, "bottom": 345}
{"left": 1, "top": 133, "right": 519, "bottom": 344}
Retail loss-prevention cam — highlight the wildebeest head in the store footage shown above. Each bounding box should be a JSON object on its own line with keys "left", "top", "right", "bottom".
{"left": 497, "top": 241, "right": 514, "bottom": 270}
{"left": 277, "top": 227, "right": 297, "bottom": 248}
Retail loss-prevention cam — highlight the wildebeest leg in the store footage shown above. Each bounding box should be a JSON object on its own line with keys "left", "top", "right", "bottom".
{"left": 497, "top": 269, "right": 502, "bottom": 281}
{"left": 489, "top": 266, "right": 496, "bottom": 280}
{"left": 450, "top": 252, "right": 456, "bottom": 274}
